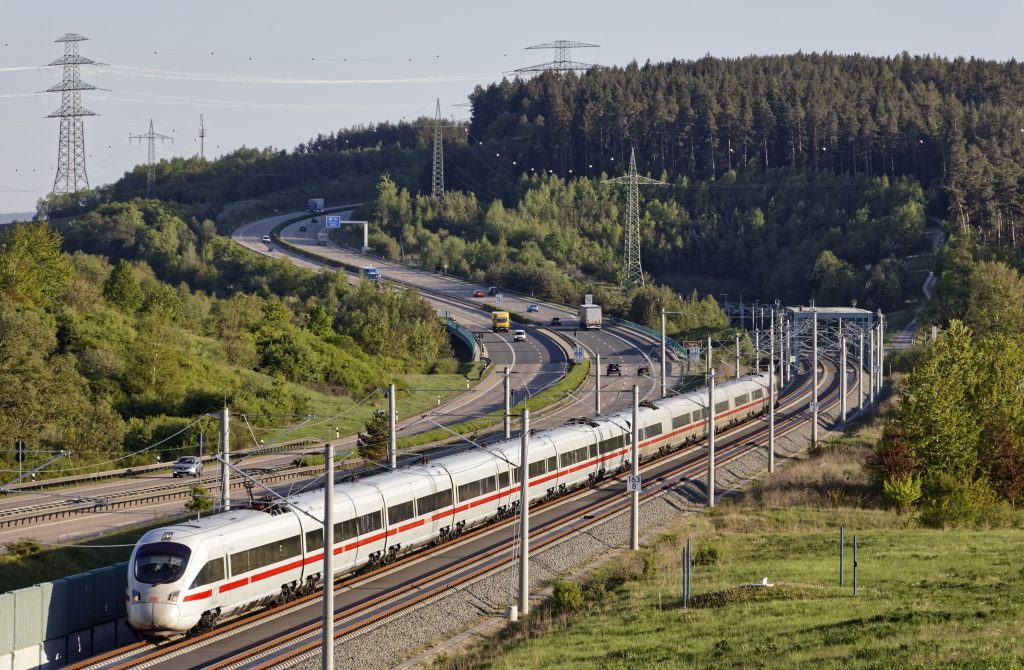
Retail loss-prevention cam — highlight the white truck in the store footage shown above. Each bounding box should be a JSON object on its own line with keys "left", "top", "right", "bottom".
{"left": 317, "top": 232, "right": 329, "bottom": 246}
{"left": 307, "top": 198, "right": 325, "bottom": 213}
{"left": 579, "top": 304, "right": 602, "bottom": 330}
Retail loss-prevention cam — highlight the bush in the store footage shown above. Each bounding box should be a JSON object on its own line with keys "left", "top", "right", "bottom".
{"left": 883, "top": 473, "right": 922, "bottom": 514}
{"left": 550, "top": 580, "right": 584, "bottom": 615}
{"left": 3, "top": 539, "right": 42, "bottom": 558}
{"left": 920, "top": 473, "right": 998, "bottom": 528}
{"left": 692, "top": 545, "right": 720, "bottom": 566}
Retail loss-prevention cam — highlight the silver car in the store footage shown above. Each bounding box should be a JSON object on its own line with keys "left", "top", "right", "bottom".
{"left": 172, "top": 456, "right": 203, "bottom": 478}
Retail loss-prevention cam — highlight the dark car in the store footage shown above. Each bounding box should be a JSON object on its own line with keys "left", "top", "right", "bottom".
{"left": 550, "top": 317, "right": 561, "bottom": 326}
{"left": 606, "top": 363, "right": 622, "bottom": 376}
{"left": 299, "top": 225, "right": 307, "bottom": 232}
{"left": 487, "top": 287, "right": 499, "bottom": 296}
{"left": 637, "top": 365, "right": 651, "bottom": 377}
{"left": 473, "top": 289, "right": 485, "bottom": 298}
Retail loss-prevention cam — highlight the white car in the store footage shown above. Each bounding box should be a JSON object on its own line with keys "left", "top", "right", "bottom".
{"left": 172, "top": 456, "right": 203, "bottom": 478}
{"left": 261, "top": 235, "right": 272, "bottom": 243}
{"left": 513, "top": 329, "right": 526, "bottom": 342}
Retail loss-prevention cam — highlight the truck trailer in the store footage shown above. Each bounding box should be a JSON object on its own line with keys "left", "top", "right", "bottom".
{"left": 578, "top": 304, "right": 602, "bottom": 330}
{"left": 307, "top": 198, "right": 325, "bottom": 213}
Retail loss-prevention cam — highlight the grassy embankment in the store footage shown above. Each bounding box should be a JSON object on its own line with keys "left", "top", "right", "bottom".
{"left": 433, "top": 426, "right": 1024, "bottom": 669}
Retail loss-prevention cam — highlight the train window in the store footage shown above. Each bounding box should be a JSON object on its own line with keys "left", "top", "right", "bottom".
{"left": 752, "top": 389, "right": 764, "bottom": 400}
{"left": 479, "top": 475, "right": 496, "bottom": 495}
{"left": 560, "top": 445, "right": 589, "bottom": 469}
{"left": 547, "top": 456, "right": 557, "bottom": 472}
{"left": 643, "top": 423, "right": 664, "bottom": 439}
{"left": 735, "top": 393, "right": 749, "bottom": 406}
{"left": 560, "top": 451, "right": 574, "bottom": 468}
{"left": 333, "top": 519, "right": 359, "bottom": 542}
{"left": 417, "top": 489, "right": 453, "bottom": 515}
{"left": 359, "top": 511, "right": 382, "bottom": 535}
{"left": 696, "top": 408, "right": 709, "bottom": 420}
{"left": 231, "top": 536, "right": 302, "bottom": 575}
{"left": 599, "top": 435, "right": 624, "bottom": 455}
{"left": 499, "top": 470, "right": 510, "bottom": 489}
{"left": 306, "top": 528, "right": 323, "bottom": 551}
{"left": 672, "top": 413, "right": 690, "bottom": 429}
{"left": 715, "top": 400, "right": 730, "bottom": 414}
{"left": 190, "top": 558, "right": 225, "bottom": 589}
{"left": 458, "top": 480, "right": 481, "bottom": 502}
{"left": 528, "top": 460, "right": 546, "bottom": 478}
{"left": 589, "top": 443, "right": 598, "bottom": 458}
{"left": 511, "top": 467, "right": 520, "bottom": 484}
{"left": 388, "top": 500, "right": 415, "bottom": 525}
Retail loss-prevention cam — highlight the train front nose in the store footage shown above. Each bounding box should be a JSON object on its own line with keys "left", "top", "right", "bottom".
{"left": 128, "top": 600, "right": 182, "bottom": 633}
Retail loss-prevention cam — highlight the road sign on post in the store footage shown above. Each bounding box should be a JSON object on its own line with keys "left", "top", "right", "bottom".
{"left": 627, "top": 474, "right": 642, "bottom": 492}
{"left": 325, "top": 215, "right": 341, "bottom": 229}
{"left": 573, "top": 347, "right": 584, "bottom": 364}
{"left": 495, "top": 294, "right": 503, "bottom": 305}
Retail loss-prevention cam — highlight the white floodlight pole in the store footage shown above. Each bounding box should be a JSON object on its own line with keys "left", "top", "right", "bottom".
{"left": 388, "top": 383, "right": 397, "bottom": 469}
{"left": 595, "top": 354, "right": 602, "bottom": 414}
{"left": 769, "top": 308, "right": 776, "bottom": 473}
{"left": 661, "top": 309, "right": 667, "bottom": 398}
{"left": 503, "top": 367, "right": 511, "bottom": 440}
{"left": 220, "top": 406, "right": 230, "bottom": 512}
{"left": 707, "top": 336, "right": 716, "bottom": 508}
{"left": 518, "top": 408, "right": 530, "bottom": 615}
{"left": 322, "top": 440, "right": 334, "bottom": 670}
{"left": 869, "top": 327, "right": 876, "bottom": 405}
{"left": 630, "top": 385, "right": 640, "bottom": 550}
{"left": 858, "top": 331, "right": 865, "bottom": 411}
{"left": 812, "top": 310, "right": 819, "bottom": 450}
{"left": 735, "top": 332, "right": 741, "bottom": 379}
{"left": 840, "top": 334, "right": 848, "bottom": 426}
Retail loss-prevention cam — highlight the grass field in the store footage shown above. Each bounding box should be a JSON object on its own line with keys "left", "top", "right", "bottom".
{"left": 434, "top": 441, "right": 1024, "bottom": 670}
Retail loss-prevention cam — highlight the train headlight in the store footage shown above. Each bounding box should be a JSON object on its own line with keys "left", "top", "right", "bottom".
{"left": 132, "top": 590, "right": 140, "bottom": 603}
{"left": 168, "top": 591, "right": 180, "bottom": 603}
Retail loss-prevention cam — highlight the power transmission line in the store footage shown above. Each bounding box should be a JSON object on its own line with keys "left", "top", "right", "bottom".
{"left": 605, "top": 148, "right": 666, "bottom": 289}
{"left": 129, "top": 119, "right": 173, "bottom": 196}
{"left": 512, "top": 40, "right": 599, "bottom": 76}
{"left": 44, "top": 33, "right": 105, "bottom": 194}
{"left": 432, "top": 99, "right": 444, "bottom": 199}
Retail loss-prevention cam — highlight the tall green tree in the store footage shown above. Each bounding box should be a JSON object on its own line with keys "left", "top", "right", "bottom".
{"left": 103, "top": 260, "right": 144, "bottom": 313}
{"left": 357, "top": 410, "right": 389, "bottom": 463}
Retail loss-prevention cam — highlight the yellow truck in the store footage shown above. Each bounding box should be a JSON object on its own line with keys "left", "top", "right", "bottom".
{"left": 491, "top": 311, "right": 510, "bottom": 333}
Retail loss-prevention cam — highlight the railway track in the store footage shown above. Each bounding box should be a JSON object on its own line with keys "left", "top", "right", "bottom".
{"left": 68, "top": 355, "right": 849, "bottom": 670}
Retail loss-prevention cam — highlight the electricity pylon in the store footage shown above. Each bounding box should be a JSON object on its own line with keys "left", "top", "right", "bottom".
{"left": 513, "top": 40, "right": 599, "bottom": 75}
{"left": 130, "top": 120, "right": 174, "bottom": 196}
{"left": 432, "top": 99, "right": 444, "bottom": 199}
{"left": 45, "top": 33, "right": 104, "bottom": 194}
{"left": 605, "top": 148, "right": 667, "bottom": 288}
{"left": 198, "top": 114, "right": 206, "bottom": 160}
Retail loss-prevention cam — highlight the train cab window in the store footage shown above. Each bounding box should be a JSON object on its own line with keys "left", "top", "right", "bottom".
{"left": 715, "top": 400, "right": 730, "bottom": 414}
{"left": 528, "top": 460, "right": 546, "bottom": 478}
{"left": 306, "top": 528, "right": 324, "bottom": 551}
{"left": 417, "top": 489, "right": 453, "bottom": 515}
{"left": 190, "top": 557, "right": 225, "bottom": 589}
{"left": 499, "top": 470, "right": 510, "bottom": 489}
{"left": 672, "top": 413, "right": 691, "bottom": 429}
{"left": 388, "top": 500, "right": 415, "bottom": 525}
{"left": 135, "top": 542, "right": 191, "bottom": 584}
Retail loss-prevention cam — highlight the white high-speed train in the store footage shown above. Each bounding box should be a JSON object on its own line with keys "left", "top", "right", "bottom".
{"left": 127, "top": 373, "right": 772, "bottom": 637}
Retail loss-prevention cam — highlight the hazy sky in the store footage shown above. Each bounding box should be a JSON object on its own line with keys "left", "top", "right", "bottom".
{"left": 1, "top": 0, "right": 1022, "bottom": 213}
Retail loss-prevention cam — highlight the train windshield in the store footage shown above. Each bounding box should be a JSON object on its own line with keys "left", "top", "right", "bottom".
{"left": 134, "top": 542, "right": 192, "bottom": 585}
